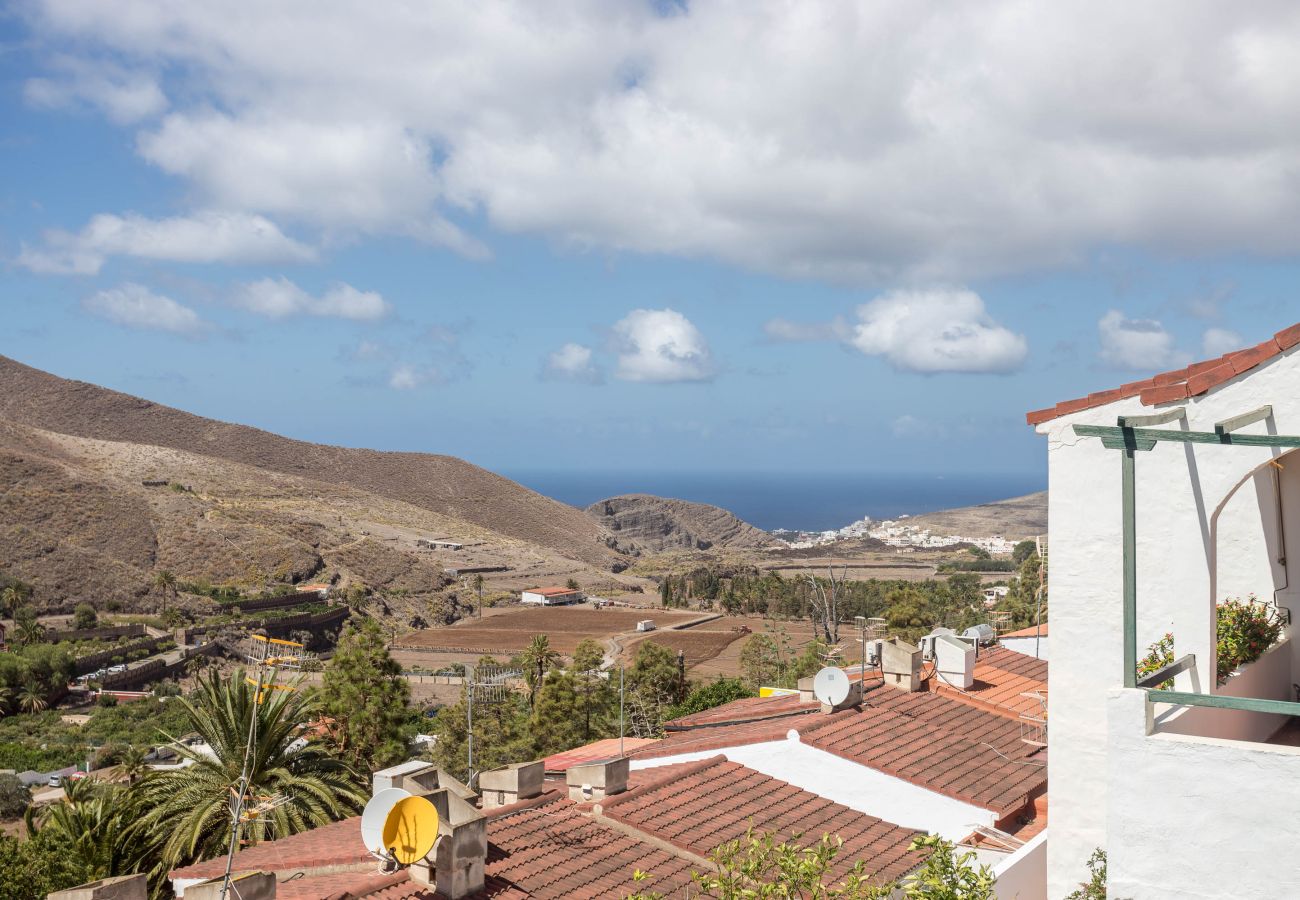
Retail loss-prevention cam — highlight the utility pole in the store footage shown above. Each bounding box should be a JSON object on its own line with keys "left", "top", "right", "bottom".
{"left": 854, "top": 616, "right": 866, "bottom": 687}
{"left": 619, "top": 663, "right": 625, "bottom": 757}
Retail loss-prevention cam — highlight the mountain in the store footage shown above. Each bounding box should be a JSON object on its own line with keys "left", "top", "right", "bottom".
{"left": 585, "top": 494, "right": 779, "bottom": 554}
{"left": 0, "top": 355, "right": 625, "bottom": 613}
{"left": 899, "top": 491, "right": 1047, "bottom": 541}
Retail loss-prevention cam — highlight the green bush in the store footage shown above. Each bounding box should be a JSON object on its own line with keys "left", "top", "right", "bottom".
{"left": 0, "top": 774, "right": 31, "bottom": 819}
{"left": 1137, "top": 633, "right": 1175, "bottom": 689}
{"left": 1217, "top": 596, "right": 1284, "bottom": 683}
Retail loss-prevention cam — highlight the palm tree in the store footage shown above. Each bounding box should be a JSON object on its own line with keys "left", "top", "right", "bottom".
{"left": 129, "top": 668, "right": 366, "bottom": 874}
{"left": 18, "top": 679, "right": 48, "bottom": 714}
{"left": 0, "top": 585, "right": 22, "bottom": 619}
{"left": 0, "top": 684, "right": 12, "bottom": 717}
{"left": 152, "top": 570, "right": 178, "bottom": 614}
{"left": 519, "top": 634, "right": 559, "bottom": 708}
{"left": 473, "top": 574, "right": 485, "bottom": 618}
{"left": 116, "top": 745, "right": 149, "bottom": 785}
{"left": 26, "top": 777, "right": 138, "bottom": 884}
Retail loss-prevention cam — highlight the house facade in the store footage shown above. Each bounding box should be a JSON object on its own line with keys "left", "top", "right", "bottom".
{"left": 1030, "top": 322, "right": 1300, "bottom": 897}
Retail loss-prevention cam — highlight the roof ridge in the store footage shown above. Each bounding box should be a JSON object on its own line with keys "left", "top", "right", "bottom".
{"left": 1027, "top": 322, "right": 1300, "bottom": 426}
{"left": 597, "top": 755, "right": 731, "bottom": 811}
{"left": 483, "top": 787, "right": 565, "bottom": 820}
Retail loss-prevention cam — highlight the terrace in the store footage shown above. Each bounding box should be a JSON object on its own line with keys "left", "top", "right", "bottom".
{"left": 1033, "top": 321, "right": 1300, "bottom": 897}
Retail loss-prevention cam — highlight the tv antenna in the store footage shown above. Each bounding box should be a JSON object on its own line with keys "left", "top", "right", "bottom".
{"left": 219, "top": 634, "right": 306, "bottom": 900}
{"left": 463, "top": 663, "right": 521, "bottom": 785}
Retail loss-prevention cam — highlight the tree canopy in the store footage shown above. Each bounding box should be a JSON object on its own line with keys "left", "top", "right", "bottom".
{"left": 318, "top": 619, "right": 414, "bottom": 769}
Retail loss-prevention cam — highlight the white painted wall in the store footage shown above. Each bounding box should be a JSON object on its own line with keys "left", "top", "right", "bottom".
{"left": 632, "top": 733, "right": 997, "bottom": 841}
{"left": 992, "top": 831, "right": 1047, "bottom": 900}
{"left": 1156, "top": 638, "right": 1293, "bottom": 743}
{"left": 1108, "top": 688, "right": 1300, "bottom": 899}
{"left": 1036, "top": 346, "right": 1300, "bottom": 895}
{"left": 999, "top": 636, "right": 1047, "bottom": 660}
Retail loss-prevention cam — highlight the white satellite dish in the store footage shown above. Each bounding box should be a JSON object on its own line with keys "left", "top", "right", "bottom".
{"left": 361, "top": 787, "right": 412, "bottom": 858}
{"left": 813, "top": 666, "right": 850, "bottom": 707}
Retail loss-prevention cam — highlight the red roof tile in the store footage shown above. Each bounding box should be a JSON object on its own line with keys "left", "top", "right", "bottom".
{"left": 1025, "top": 325, "right": 1298, "bottom": 426}
{"left": 542, "top": 737, "right": 658, "bottom": 773}
{"left": 663, "top": 692, "right": 820, "bottom": 730}
{"left": 170, "top": 815, "right": 372, "bottom": 880}
{"left": 798, "top": 689, "right": 1047, "bottom": 818}
{"left": 601, "top": 756, "right": 926, "bottom": 886}
{"left": 1000, "top": 624, "right": 1048, "bottom": 640}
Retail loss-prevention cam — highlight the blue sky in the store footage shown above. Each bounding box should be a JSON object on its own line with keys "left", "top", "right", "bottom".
{"left": 4, "top": 3, "right": 1300, "bottom": 484}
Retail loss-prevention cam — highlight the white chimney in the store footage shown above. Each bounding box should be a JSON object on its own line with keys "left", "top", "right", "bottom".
{"left": 880, "top": 638, "right": 923, "bottom": 692}
{"left": 407, "top": 788, "right": 487, "bottom": 900}
{"left": 372, "top": 759, "right": 475, "bottom": 802}
{"left": 565, "top": 757, "right": 629, "bottom": 801}
{"left": 181, "top": 873, "right": 276, "bottom": 900}
{"left": 49, "top": 876, "right": 149, "bottom": 900}
{"left": 934, "top": 634, "right": 976, "bottom": 690}
{"left": 478, "top": 760, "right": 544, "bottom": 809}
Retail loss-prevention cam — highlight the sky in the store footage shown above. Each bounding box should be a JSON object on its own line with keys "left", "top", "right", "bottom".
{"left": 4, "top": 2, "right": 1300, "bottom": 484}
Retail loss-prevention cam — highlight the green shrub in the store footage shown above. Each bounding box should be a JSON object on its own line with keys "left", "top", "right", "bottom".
{"left": 1137, "top": 633, "right": 1175, "bottom": 689}
{"left": 1217, "top": 596, "right": 1284, "bottom": 683}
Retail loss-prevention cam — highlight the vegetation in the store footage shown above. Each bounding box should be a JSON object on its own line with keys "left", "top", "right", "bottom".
{"left": 318, "top": 619, "right": 414, "bottom": 769}
{"left": 0, "top": 774, "right": 29, "bottom": 819}
{"left": 0, "top": 641, "right": 75, "bottom": 720}
{"left": 625, "top": 830, "right": 994, "bottom": 900}
{"left": 72, "top": 603, "right": 98, "bottom": 631}
{"left": 665, "top": 677, "right": 754, "bottom": 721}
{"left": 1216, "top": 595, "right": 1284, "bottom": 682}
{"left": 739, "top": 628, "right": 827, "bottom": 690}
{"left": 130, "top": 668, "right": 366, "bottom": 877}
{"left": 1065, "top": 848, "right": 1108, "bottom": 900}
{"left": 1137, "top": 633, "right": 1175, "bottom": 690}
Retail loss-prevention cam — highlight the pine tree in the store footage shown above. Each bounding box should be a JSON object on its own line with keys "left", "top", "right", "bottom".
{"left": 530, "top": 671, "right": 584, "bottom": 755}
{"left": 318, "top": 619, "right": 413, "bottom": 770}
{"left": 571, "top": 639, "right": 614, "bottom": 742}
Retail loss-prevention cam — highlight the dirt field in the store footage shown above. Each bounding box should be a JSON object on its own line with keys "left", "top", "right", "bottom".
{"left": 623, "top": 627, "right": 750, "bottom": 667}
{"left": 394, "top": 605, "right": 704, "bottom": 656}
{"left": 683, "top": 616, "right": 870, "bottom": 679}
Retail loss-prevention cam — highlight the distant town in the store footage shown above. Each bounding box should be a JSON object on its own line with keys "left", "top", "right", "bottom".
{"left": 776, "top": 515, "right": 1019, "bottom": 555}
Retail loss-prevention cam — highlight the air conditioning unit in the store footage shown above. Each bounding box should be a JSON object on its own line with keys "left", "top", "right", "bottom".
{"left": 920, "top": 628, "right": 956, "bottom": 661}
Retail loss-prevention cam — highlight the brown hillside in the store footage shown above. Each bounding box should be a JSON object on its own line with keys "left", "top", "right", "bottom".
{"left": 586, "top": 493, "right": 778, "bottom": 554}
{"left": 0, "top": 355, "right": 619, "bottom": 569}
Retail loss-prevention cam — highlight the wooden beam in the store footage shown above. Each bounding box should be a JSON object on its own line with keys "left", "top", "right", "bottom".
{"left": 1148, "top": 689, "right": 1300, "bottom": 718}
{"left": 1136, "top": 653, "right": 1196, "bottom": 689}
{"left": 1118, "top": 408, "right": 1187, "bottom": 428}
{"left": 1122, "top": 449, "right": 1137, "bottom": 689}
{"left": 1074, "top": 424, "right": 1300, "bottom": 451}
{"left": 1215, "top": 405, "right": 1273, "bottom": 435}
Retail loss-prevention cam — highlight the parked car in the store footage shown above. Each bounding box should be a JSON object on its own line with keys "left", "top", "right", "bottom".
{"left": 47, "top": 775, "right": 62, "bottom": 787}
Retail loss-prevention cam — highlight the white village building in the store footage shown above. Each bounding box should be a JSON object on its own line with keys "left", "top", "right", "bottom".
{"left": 1029, "top": 321, "right": 1300, "bottom": 898}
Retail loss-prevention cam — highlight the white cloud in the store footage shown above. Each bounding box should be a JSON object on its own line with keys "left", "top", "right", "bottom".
{"left": 83, "top": 283, "right": 208, "bottom": 336}
{"left": 24, "top": 56, "right": 166, "bottom": 124}
{"left": 543, "top": 343, "right": 602, "bottom": 384}
{"left": 847, "top": 290, "right": 1027, "bottom": 374}
{"left": 1203, "top": 327, "right": 1245, "bottom": 357}
{"left": 26, "top": 3, "right": 1300, "bottom": 282}
{"left": 763, "top": 318, "right": 848, "bottom": 343}
{"left": 612, "top": 308, "right": 715, "bottom": 383}
{"left": 388, "top": 364, "right": 443, "bottom": 390}
{"left": 17, "top": 211, "right": 315, "bottom": 275}
{"left": 1098, "top": 310, "right": 1188, "bottom": 371}
{"left": 234, "top": 278, "right": 389, "bottom": 321}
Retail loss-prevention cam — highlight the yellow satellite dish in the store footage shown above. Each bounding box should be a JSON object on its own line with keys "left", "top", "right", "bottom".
{"left": 382, "top": 796, "right": 439, "bottom": 865}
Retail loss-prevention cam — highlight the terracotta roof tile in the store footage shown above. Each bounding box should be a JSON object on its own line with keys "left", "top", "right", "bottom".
{"left": 1026, "top": 321, "right": 1300, "bottom": 425}
{"left": 601, "top": 756, "right": 926, "bottom": 885}
{"left": 542, "top": 737, "right": 657, "bottom": 773}
{"left": 170, "top": 815, "right": 371, "bottom": 880}
{"left": 663, "top": 693, "right": 819, "bottom": 730}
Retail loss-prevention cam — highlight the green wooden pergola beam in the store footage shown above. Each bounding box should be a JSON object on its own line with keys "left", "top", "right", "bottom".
{"left": 1149, "top": 690, "right": 1300, "bottom": 718}
{"left": 1215, "top": 405, "right": 1273, "bottom": 435}
{"left": 1074, "top": 423, "right": 1300, "bottom": 450}
{"left": 1118, "top": 408, "right": 1186, "bottom": 428}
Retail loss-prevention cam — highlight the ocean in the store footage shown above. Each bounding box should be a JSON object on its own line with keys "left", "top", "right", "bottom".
{"left": 504, "top": 470, "right": 1046, "bottom": 533}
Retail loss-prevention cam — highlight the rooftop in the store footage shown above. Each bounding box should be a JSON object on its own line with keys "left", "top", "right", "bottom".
{"left": 1027, "top": 322, "right": 1300, "bottom": 426}
{"left": 600, "top": 755, "right": 926, "bottom": 886}
{"left": 1000, "top": 624, "right": 1049, "bottom": 639}
{"left": 524, "top": 587, "right": 582, "bottom": 596}
{"left": 541, "top": 737, "right": 657, "bottom": 773}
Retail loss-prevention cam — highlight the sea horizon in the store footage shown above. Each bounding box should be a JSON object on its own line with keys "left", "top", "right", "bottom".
{"left": 504, "top": 469, "right": 1047, "bottom": 533}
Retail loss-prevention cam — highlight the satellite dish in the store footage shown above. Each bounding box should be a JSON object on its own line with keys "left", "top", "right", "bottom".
{"left": 813, "top": 667, "right": 850, "bottom": 706}
{"left": 383, "top": 795, "right": 440, "bottom": 865}
{"left": 361, "top": 788, "right": 411, "bottom": 857}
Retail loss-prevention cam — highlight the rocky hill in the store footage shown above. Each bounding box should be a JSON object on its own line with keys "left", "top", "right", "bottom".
{"left": 901, "top": 491, "right": 1047, "bottom": 541}
{"left": 586, "top": 494, "right": 779, "bottom": 554}
{"left": 0, "top": 355, "right": 630, "bottom": 615}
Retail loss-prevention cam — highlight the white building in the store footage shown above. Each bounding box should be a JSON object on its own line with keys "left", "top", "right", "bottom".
{"left": 520, "top": 586, "right": 585, "bottom": 605}
{"left": 999, "top": 623, "right": 1048, "bottom": 660}
{"left": 1030, "top": 321, "right": 1300, "bottom": 898}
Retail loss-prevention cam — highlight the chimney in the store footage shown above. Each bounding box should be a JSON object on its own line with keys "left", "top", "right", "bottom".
{"left": 478, "top": 760, "right": 543, "bottom": 810}
{"left": 934, "top": 634, "right": 976, "bottom": 690}
{"left": 880, "top": 638, "right": 923, "bottom": 692}
{"left": 797, "top": 675, "right": 816, "bottom": 703}
{"left": 179, "top": 873, "right": 276, "bottom": 900}
{"left": 372, "top": 759, "right": 476, "bottom": 802}
{"left": 407, "top": 788, "right": 487, "bottom": 900}
{"left": 566, "top": 757, "right": 629, "bottom": 802}
{"left": 49, "top": 876, "right": 148, "bottom": 900}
